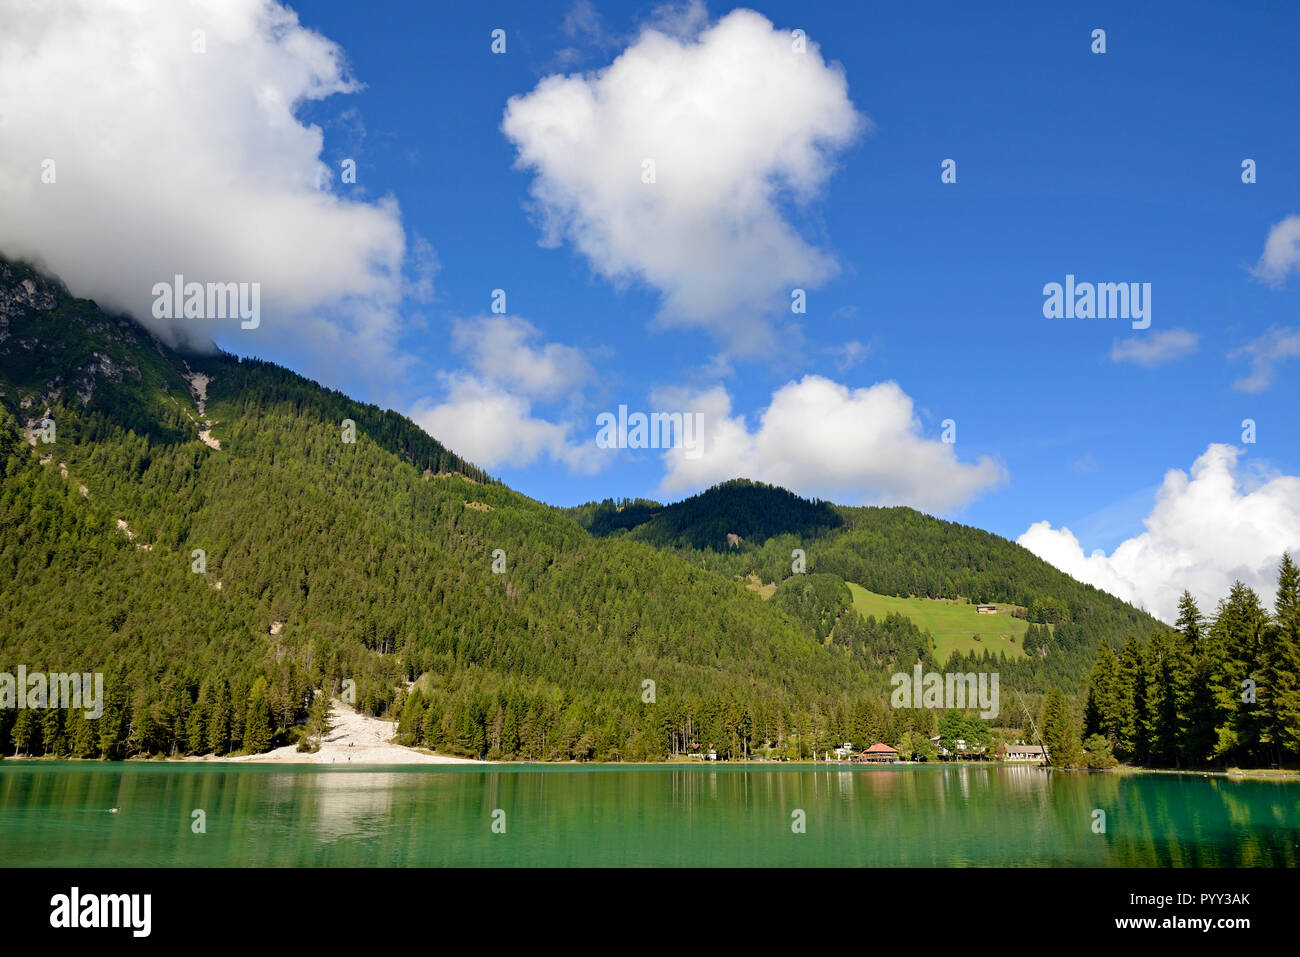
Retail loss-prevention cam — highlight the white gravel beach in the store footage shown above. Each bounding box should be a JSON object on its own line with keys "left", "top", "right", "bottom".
{"left": 185, "top": 700, "right": 484, "bottom": 765}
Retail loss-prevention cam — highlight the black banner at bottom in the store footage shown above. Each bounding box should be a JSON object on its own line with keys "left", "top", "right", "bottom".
{"left": 0, "top": 866, "right": 1278, "bottom": 944}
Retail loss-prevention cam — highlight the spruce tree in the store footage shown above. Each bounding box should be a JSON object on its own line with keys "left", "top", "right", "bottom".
{"left": 1116, "top": 635, "right": 1144, "bottom": 761}
{"left": 1084, "top": 640, "right": 1122, "bottom": 745}
{"left": 1263, "top": 554, "right": 1300, "bottom": 765}
{"left": 1206, "top": 583, "right": 1268, "bottom": 763}
{"left": 1145, "top": 628, "right": 1190, "bottom": 768}
{"left": 206, "top": 681, "right": 231, "bottom": 756}
{"left": 1040, "top": 688, "right": 1083, "bottom": 768}
{"left": 1179, "top": 593, "right": 1217, "bottom": 765}
{"left": 243, "top": 677, "right": 274, "bottom": 753}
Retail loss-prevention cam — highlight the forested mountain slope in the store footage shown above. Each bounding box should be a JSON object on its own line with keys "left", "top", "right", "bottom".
{"left": 1, "top": 257, "right": 955, "bottom": 761}
{"left": 570, "top": 480, "right": 1165, "bottom": 697}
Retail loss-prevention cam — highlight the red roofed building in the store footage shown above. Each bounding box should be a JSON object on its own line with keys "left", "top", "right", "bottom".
{"left": 856, "top": 743, "right": 899, "bottom": 764}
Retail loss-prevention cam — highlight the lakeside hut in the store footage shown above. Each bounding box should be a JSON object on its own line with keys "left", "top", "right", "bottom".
{"left": 856, "top": 743, "right": 899, "bottom": 764}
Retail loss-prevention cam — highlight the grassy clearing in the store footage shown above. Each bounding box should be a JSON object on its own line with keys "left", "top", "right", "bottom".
{"left": 846, "top": 583, "right": 1031, "bottom": 662}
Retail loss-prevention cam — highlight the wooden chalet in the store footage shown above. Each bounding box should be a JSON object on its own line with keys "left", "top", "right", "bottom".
{"left": 856, "top": 743, "right": 899, "bottom": 764}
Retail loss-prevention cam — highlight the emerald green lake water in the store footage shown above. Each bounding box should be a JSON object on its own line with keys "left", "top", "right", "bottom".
{"left": 1, "top": 763, "right": 1296, "bottom": 867}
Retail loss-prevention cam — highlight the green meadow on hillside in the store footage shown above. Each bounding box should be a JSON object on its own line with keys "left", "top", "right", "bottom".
{"left": 846, "top": 583, "right": 1037, "bottom": 662}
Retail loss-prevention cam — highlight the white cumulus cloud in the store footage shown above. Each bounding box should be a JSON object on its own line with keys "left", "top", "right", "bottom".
{"left": 1018, "top": 444, "right": 1300, "bottom": 623}
{"left": 450, "top": 315, "right": 594, "bottom": 402}
{"left": 1252, "top": 214, "right": 1300, "bottom": 288}
{"left": 410, "top": 315, "right": 602, "bottom": 474}
{"left": 411, "top": 374, "right": 598, "bottom": 474}
{"left": 0, "top": 0, "right": 409, "bottom": 373}
{"left": 655, "top": 374, "right": 1006, "bottom": 511}
{"left": 502, "top": 7, "right": 863, "bottom": 355}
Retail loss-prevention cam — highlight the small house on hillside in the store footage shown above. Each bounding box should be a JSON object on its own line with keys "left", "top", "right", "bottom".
{"left": 856, "top": 743, "right": 899, "bottom": 764}
{"left": 1002, "top": 743, "right": 1047, "bottom": 764}
{"left": 976, "top": 604, "right": 997, "bottom": 615}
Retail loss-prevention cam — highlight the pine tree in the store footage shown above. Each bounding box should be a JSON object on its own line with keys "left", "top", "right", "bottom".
{"left": 1085, "top": 640, "right": 1122, "bottom": 745}
{"left": 398, "top": 690, "right": 425, "bottom": 746}
{"left": 1116, "top": 635, "right": 1144, "bottom": 761}
{"left": 502, "top": 696, "right": 521, "bottom": 757}
{"left": 1176, "top": 591, "right": 1204, "bottom": 653}
{"left": 206, "top": 681, "right": 231, "bottom": 756}
{"left": 1040, "top": 688, "right": 1083, "bottom": 767}
{"left": 186, "top": 681, "right": 210, "bottom": 755}
{"left": 243, "top": 677, "right": 273, "bottom": 753}
{"left": 66, "top": 709, "right": 98, "bottom": 758}
{"left": 10, "top": 708, "right": 37, "bottom": 756}
{"left": 1263, "top": 554, "right": 1300, "bottom": 764}
{"left": 1178, "top": 592, "right": 1217, "bottom": 766}
{"left": 1145, "top": 628, "right": 1191, "bottom": 768}
{"left": 421, "top": 698, "right": 441, "bottom": 749}
{"left": 1206, "top": 582, "right": 1269, "bottom": 763}
{"left": 41, "top": 707, "right": 66, "bottom": 757}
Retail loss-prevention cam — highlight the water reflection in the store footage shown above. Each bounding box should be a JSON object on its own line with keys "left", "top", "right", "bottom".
{"left": 303, "top": 771, "right": 399, "bottom": 843}
{"left": 836, "top": 771, "right": 853, "bottom": 799}
{"left": 0, "top": 763, "right": 1295, "bottom": 867}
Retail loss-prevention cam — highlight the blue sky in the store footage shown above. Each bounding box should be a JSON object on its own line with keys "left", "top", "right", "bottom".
{"left": 3, "top": 0, "right": 1298, "bottom": 620}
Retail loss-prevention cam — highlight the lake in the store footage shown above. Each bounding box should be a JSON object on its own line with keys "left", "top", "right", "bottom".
{"left": 1, "top": 762, "right": 1297, "bottom": 867}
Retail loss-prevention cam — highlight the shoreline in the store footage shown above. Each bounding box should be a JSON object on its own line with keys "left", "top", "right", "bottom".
{"left": 2, "top": 703, "right": 1296, "bottom": 776}
{"left": 5, "top": 752, "right": 1298, "bottom": 778}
